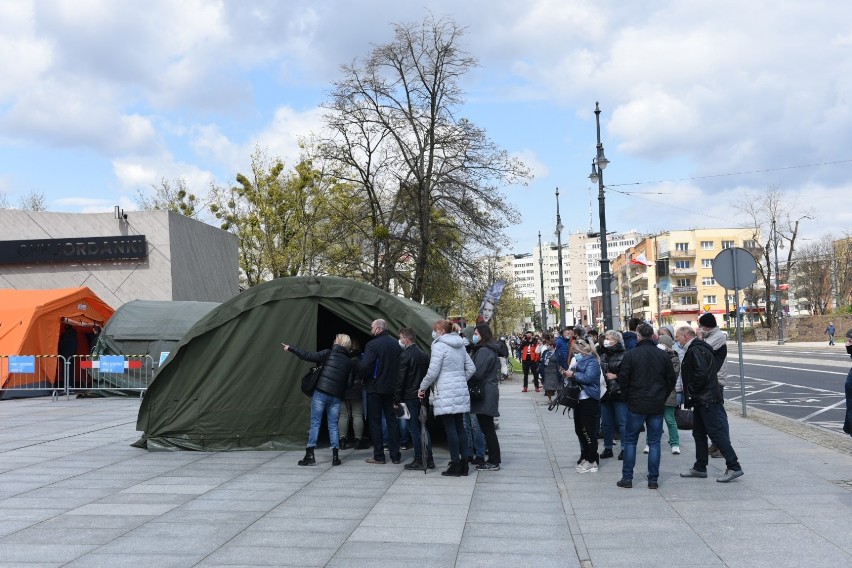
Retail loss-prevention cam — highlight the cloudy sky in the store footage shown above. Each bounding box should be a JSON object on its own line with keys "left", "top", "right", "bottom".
{"left": 1, "top": 0, "right": 849, "bottom": 254}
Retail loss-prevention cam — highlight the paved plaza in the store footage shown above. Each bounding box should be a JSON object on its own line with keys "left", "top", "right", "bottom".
{"left": 1, "top": 379, "right": 851, "bottom": 568}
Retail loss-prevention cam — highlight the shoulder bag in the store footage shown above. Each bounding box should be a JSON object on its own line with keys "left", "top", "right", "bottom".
{"left": 300, "top": 365, "right": 323, "bottom": 397}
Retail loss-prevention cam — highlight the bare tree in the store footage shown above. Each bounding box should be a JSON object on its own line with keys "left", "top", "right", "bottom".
{"left": 0, "top": 192, "right": 8, "bottom": 209}
{"left": 736, "top": 187, "right": 813, "bottom": 327}
{"left": 19, "top": 190, "right": 47, "bottom": 211}
{"left": 136, "top": 178, "right": 204, "bottom": 219}
{"left": 321, "top": 15, "right": 530, "bottom": 301}
{"left": 793, "top": 236, "right": 834, "bottom": 314}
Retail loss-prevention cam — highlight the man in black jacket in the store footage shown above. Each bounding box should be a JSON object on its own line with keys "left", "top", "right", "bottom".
{"left": 360, "top": 319, "right": 402, "bottom": 464}
{"left": 395, "top": 328, "right": 434, "bottom": 470}
{"left": 676, "top": 326, "right": 744, "bottom": 483}
{"left": 616, "top": 323, "right": 676, "bottom": 489}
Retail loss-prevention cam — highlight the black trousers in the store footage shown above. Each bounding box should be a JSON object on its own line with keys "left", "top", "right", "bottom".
{"left": 367, "top": 392, "right": 400, "bottom": 462}
{"left": 476, "top": 414, "right": 501, "bottom": 465}
{"left": 692, "top": 402, "right": 741, "bottom": 472}
{"left": 522, "top": 359, "right": 539, "bottom": 388}
{"left": 574, "top": 398, "right": 600, "bottom": 464}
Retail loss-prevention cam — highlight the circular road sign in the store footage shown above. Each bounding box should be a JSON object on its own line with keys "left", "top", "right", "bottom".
{"left": 712, "top": 247, "right": 758, "bottom": 291}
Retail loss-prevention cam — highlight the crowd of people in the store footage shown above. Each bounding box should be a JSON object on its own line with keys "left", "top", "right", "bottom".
{"left": 276, "top": 310, "right": 852, "bottom": 487}
{"left": 508, "top": 313, "right": 745, "bottom": 487}
{"left": 282, "top": 318, "right": 503, "bottom": 477}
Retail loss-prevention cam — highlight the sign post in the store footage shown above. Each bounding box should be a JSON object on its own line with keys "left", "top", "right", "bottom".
{"left": 712, "top": 247, "right": 758, "bottom": 417}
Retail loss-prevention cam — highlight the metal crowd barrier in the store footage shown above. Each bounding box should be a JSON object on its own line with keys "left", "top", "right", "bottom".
{"left": 70, "top": 354, "right": 155, "bottom": 398}
{"left": 0, "top": 355, "right": 69, "bottom": 400}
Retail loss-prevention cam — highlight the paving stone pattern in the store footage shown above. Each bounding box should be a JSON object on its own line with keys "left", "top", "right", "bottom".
{"left": 1, "top": 380, "right": 851, "bottom": 567}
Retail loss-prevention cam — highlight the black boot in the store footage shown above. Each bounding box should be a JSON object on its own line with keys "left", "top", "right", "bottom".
{"left": 332, "top": 448, "right": 342, "bottom": 466}
{"left": 460, "top": 460, "right": 470, "bottom": 477}
{"left": 339, "top": 436, "right": 348, "bottom": 450}
{"left": 441, "top": 461, "right": 462, "bottom": 477}
{"left": 298, "top": 447, "right": 316, "bottom": 466}
{"left": 426, "top": 458, "right": 436, "bottom": 470}
{"left": 355, "top": 437, "right": 371, "bottom": 450}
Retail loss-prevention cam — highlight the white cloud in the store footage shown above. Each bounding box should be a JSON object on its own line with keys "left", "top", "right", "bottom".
{"left": 512, "top": 149, "right": 549, "bottom": 180}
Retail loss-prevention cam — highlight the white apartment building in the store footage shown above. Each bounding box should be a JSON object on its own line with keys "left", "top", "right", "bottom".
{"left": 502, "top": 230, "right": 641, "bottom": 329}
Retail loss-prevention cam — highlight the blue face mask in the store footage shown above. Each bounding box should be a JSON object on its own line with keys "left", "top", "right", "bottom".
{"left": 472, "top": 335, "right": 480, "bottom": 345}
{"left": 574, "top": 353, "right": 582, "bottom": 362}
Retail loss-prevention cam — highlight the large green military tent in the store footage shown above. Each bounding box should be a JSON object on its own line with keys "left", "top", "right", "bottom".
{"left": 135, "top": 276, "right": 441, "bottom": 451}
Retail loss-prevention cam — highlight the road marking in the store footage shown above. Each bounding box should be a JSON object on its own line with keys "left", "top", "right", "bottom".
{"left": 728, "top": 375, "right": 841, "bottom": 395}
{"left": 798, "top": 399, "right": 850, "bottom": 421}
{"left": 725, "top": 381, "right": 783, "bottom": 402}
{"left": 729, "top": 361, "right": 848, "bottom": 376}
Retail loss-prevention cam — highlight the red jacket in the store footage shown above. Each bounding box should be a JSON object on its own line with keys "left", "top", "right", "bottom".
{"left": 521, "top": 340, "right": 540, "bottom": 362}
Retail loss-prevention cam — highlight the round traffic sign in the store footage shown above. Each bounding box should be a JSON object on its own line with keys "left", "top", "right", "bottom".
{"left": 712, "top": 247, "right": 758, "bottom": 291}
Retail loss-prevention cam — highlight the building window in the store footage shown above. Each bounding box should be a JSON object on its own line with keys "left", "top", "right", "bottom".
{"left": 702, "top": 259, "right": 713, "bottom": 268}
{"left": 677, "top": 278, "right": 690, "bottom": 287}
{"left": 675, "top": 260, "right": 690, "bottom": 268}
{"left": 721, "top": 240, "right": 735, "bottom": 249}
{"left": 704, "top": 295, "right": 717, "bottom": 304}
{"left": 680, "top": 296, "right": 696, "bottom": 304}
{"left": 700, "top": 241, "right": 714, "bottom": 250}
{"left": 744, "top": 239, "right": 757, "bottom": 249}
{"left": 702, "top": 277, "right": 716, "bottom": 286}
{"left": 675, "top": 242, "right": 689, "bottom": 251}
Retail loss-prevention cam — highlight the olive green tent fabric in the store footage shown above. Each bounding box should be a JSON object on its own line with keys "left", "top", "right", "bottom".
{"left": 135, "top": 276, "right": 441, "bottom": 451}
{"left": 91, "top": 300, "right": 219, "bottom": 393}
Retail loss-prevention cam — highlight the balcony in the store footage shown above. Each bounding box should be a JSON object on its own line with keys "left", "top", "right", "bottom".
{"left": 669, "top": 248, "right": 695, "bottom": 258}
{"left": 671, "top": 303, "right": 699, "bottom": 312}
{"left": 630, "top": 271, "right": 648, "bottom": 284}
{"left": 631, "top": 289, "right": 649, "bottom": 300}
{"left": 671, "top": 286, "right": 698, "bottom": 294}
{"left": 670, "top": 267, "right": 697, "bottom": 276}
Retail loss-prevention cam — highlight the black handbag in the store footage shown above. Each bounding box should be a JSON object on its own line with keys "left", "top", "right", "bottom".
{"left": 300, "top": 365, "right": 323, "bottom": 397}
{"left": 549, "top": 380, "right": 581, "bottom": 414}
{"left": 675, "top": 407, "right": 694, "bottom": 430}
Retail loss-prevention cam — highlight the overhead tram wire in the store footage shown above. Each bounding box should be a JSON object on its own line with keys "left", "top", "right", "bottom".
{"left": 599, "top": 185, "right": 735, "bottom": 224}
{"left": 606, "top": 157, "right": 852, "bottom": 190}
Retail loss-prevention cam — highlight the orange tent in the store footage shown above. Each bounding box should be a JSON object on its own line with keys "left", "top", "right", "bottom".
{"left": 0, "top": 287, "right": 114, "bottom": 394}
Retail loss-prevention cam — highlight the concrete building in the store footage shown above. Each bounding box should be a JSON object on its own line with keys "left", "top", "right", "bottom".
{"left": 0, "top": 210, "right": 239, "bottom": 308}
{"left": 611, "top": 228, "right": 759, "bottom": 328}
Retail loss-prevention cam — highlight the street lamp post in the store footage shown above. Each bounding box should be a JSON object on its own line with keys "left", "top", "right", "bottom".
{"left": 588, "top": 102, "right": 613, "bottom": 331}
{"left": 555, "top": 188, "right": 567, "bottom": 330}
{"left": 538, "top": 231, "right": 547, "bottom": 332}
{"left": 772, "top": 218, "right": 785, "bottom": 345}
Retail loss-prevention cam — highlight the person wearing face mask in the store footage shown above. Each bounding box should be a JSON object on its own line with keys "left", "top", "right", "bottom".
{"left": 677, "top": 325, "right": 743, "bottom": 483}
{"left": 561, "top": 338, "right": 602, "bottom": 473}
{"left": 697, "top": 313, "right": 728, "bottom": 459}
{"left": 539, "top": 335, "right": 560, "bottom": 404}
{"left": 419, "top": 319, "right": 476, "bottom": 477}
{"left": 555, "top": 327, "right": 575, "bottom": 376}
{"left": 654, "top": 334, "right": 682, "bottom": 455}
{"left": 395, "top": 328, "right": 434, "bottom": 470}
{"left": 843, "top": 329, "right": 852, "bottom": 437}
{"left": 469, "top": 323, "right": 504, "bottom": 471}
{"left": 599, "top": 330, "right": 627, "bottom": 460}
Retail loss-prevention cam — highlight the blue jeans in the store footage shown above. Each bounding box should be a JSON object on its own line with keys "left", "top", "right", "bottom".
{"left": 622, "top": 411, "right": 664, "bottom": 483}
{"left": 600, "top": 399, "right": 627, "bottom": 450}
{"left": 440, "top": 413, "right": 468, "bottom": 463}
{"left": 307, "top": 390, "right": 341, "bottom": 449}
{"left": 405, "top": 398, "right": 433, "bottom": 463}
{"left": 692, "top": 402, "right": 741, "bottom": 472}
{"left": 463, "top": 413, "right": 485, "bottom": 458}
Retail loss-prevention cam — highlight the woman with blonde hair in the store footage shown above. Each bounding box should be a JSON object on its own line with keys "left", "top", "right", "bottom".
{"left": 419, "top": 319, "right": 476, "bottom": 476}
{"left": 282, "top": 334, "right": 357, "bottom": 467}
{"left": 562, "top": 337, "right": 602, "bottom": 473}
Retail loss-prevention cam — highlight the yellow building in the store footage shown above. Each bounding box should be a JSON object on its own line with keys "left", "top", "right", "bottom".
{"left": 613, "top": 228, "right": 760, "bottom": 328}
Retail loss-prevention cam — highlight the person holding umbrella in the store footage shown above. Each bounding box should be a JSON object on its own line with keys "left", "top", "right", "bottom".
{"left": 395, "top": 327, "right": 435, "bottom": 470}
{"left": 469, "top": 323, "right": 504, "bottom": 471}
{"left": 418, "top": 319, "right": 476, "bottom": 477}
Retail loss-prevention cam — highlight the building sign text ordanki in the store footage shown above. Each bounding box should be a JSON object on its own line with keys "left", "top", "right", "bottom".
{"left": 0, "top": 235, "right": 148, "bottom": 264}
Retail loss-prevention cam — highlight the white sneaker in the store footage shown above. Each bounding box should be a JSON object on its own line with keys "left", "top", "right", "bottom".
{"left": 577, "top": 461, "right": 598, "bottom": 473}
{"left": 575, "top": 460, "right": 589, "bottom": 472}
{"left": 671, "top": 445, "right": 681, "bottom": 455}
{"left": 643, "top": 445, "right": 650, "bottom": 454}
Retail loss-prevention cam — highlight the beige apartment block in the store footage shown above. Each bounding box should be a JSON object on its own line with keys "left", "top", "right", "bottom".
{"left": 612, "top": 228, "right": 760, "bottom": 329}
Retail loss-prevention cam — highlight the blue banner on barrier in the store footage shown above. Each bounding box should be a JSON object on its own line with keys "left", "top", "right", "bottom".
{"left": 100, "top": 356, "right": 125, "bottom": 374}
{"left": 9, "top": 356, "right": 36, "bottom": 373}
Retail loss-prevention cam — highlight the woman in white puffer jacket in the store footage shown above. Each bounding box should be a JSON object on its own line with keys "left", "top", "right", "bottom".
{"left": 418, "top": 319, "right": 476, "bottom": 477}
